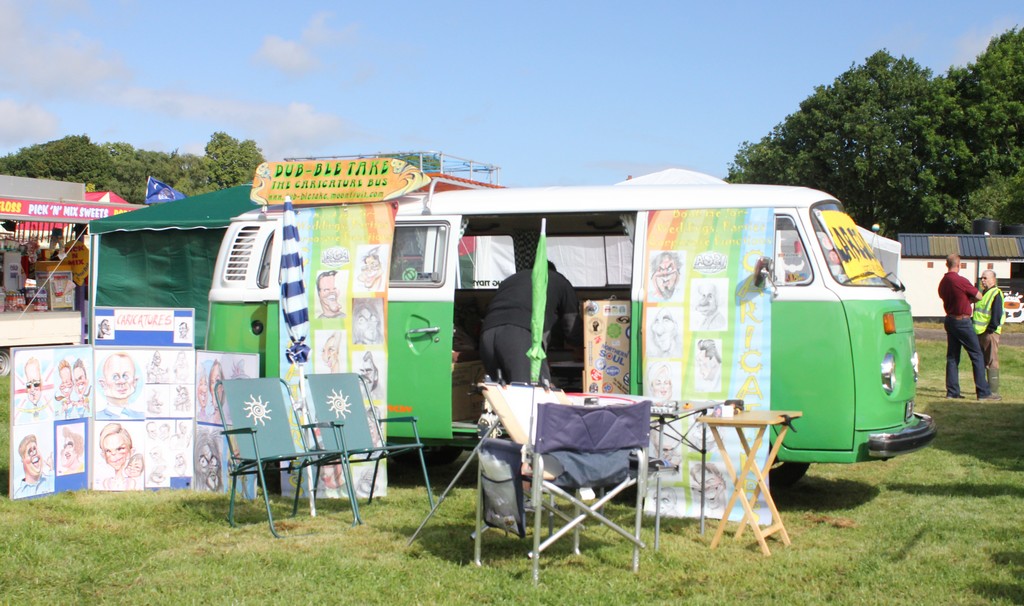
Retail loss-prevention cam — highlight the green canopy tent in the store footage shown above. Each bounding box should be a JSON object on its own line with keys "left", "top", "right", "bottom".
{"left": 88, "top": 185, "right": 254, "bottom": 347}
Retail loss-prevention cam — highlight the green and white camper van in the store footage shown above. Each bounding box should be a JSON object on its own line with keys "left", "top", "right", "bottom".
{"left": 207, "top": 181, "right": 935, "bottom": 483}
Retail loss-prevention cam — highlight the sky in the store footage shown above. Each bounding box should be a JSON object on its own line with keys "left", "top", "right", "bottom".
{"left": 0, "top": 1, "right": 1021, "bottom": 189}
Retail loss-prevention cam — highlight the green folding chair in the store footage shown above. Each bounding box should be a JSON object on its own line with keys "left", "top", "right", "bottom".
{"left": 214, "top": 377, "right": 346, "bottom": 538}
{"left": 305, "top": 373, "right": 435, "bottom": 525}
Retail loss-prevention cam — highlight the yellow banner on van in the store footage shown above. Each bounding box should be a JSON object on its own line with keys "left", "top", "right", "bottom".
{"left": 250, "top": 158, "right": 431, "bottom": 207}
{"left": 819, "top": 210, "right": 886, "bottom": 282}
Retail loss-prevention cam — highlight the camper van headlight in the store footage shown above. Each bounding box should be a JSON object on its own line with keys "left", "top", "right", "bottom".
{"left": 881, "top": 352, "right": 896, "bottom": 395}
{"left": 911, "top": 351, "right": 919, "bottom": 383}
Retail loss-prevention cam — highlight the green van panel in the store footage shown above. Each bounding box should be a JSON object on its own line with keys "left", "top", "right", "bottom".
{"left": 386, "top": 300, "right": 455, "bottom": 441}
{"left": 771, "top": 300, "right": 856, "bottom": 456}
{"left": 206, "top": 301, "right": 280, "bottom": 379}
{"left": 846, "top": 301, "right": 916, "bottom": 432}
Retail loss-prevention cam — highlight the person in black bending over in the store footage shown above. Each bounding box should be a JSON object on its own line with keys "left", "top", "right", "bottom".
{"left": 479, "top": 262, "right": 581, "bottom": 384}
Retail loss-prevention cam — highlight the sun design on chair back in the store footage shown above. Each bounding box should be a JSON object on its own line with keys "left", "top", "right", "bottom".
{"left": 243, "top": 394, "right": 272, "bottom": 426}
{"left": 327, "top": 389, "right": 351, "bottom": 418}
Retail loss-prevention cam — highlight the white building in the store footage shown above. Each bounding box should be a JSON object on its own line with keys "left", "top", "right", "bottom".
{"left": 898, "top": 233, "right": 1021, "bottom": 319}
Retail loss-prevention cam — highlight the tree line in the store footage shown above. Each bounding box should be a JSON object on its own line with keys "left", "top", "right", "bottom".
{"left": 728, "top": 27, "right": 1024, "bottom": 236}
{"left": 0, "top": 132, "right": 264, "bottom": 205}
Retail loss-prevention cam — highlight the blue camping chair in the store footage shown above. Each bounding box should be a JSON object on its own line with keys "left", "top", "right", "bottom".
{"left": 214, "top": 377, "right": 347, "bottom": 538}
{"left": 304, "top": 373, "right": 435, "bottom": 525}
{"left": 474, "top": 394, "right": 651, "bottom": 585}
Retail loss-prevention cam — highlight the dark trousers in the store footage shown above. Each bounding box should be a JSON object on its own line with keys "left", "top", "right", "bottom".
{"left": 480, "top": 324, "right": 550, "bottom": 384}
{"left": 944, "top": 316, "right": 991, "bottom": 398}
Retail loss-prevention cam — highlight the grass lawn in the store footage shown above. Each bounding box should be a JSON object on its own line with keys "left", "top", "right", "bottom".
{"left": 1, "top": 334, "right": 1023, "bottom": 605}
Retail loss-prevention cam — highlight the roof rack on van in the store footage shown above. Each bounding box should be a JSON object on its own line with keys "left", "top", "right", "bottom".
{"left": 285, "top": 151, "right": 501, "bottom": 186}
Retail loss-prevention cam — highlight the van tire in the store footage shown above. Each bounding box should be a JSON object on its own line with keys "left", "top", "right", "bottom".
{"left": 770, "top": 462, "right": 810, "bottom": 487}
{"left": 0, "top": 348, "right": 10, "bottom": 377}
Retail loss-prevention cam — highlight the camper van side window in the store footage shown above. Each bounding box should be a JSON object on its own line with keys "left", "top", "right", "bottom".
{"left": 257, "top": 233, "right": 274, "bottom": 289}
{"left": 391, "top": 223, "right": 449, "bottom": 286}
{"left": 774, "top": 216, "right": 812, "bottom": 285}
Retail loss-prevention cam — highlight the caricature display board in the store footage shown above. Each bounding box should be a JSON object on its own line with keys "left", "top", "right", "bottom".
{"left": 278, "top": 202, "right": 394, "bottom": 501}
{"left": 9, "top": 345, "right": 93, "bottom": 499}
{"left": 641, "top": 208, "right": 774, "bottom": 523}
{"left": 7, "top": 326, "right": 268, "bottom": 499}
{"left": 91, "top": 307, "right": 196, "bottom": 491}
{"left": 93, "top": 306, "right": 195, "bottom": 348}
{"left": 195, "top": 350, "right": 259, "bottom": 496}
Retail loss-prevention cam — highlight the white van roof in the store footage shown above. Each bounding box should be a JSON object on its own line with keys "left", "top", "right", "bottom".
{"left": 396, "top": 183, "right": 837, "bottom": 217}
{"left": 231, "top": 183, "right": 839, "bottom": 223}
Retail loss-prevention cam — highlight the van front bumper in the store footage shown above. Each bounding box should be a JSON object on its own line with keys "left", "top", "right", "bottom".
{"left": 867, "top": 413, "right": 936, "bottom": 459}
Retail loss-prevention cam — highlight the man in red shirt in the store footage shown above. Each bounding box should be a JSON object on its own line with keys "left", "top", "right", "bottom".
{"left": 937, "top": 254, "right": 999, "bottom": 400}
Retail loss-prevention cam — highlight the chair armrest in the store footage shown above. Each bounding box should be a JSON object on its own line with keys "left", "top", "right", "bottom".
{"left": 222, "top": 428, "right": 255, "bottom": 437}
{"left": 380, "top": 416, "right": 418, "bottom": 424}
{"left": 302, "top": 421, "right": 342, "bottom": 430}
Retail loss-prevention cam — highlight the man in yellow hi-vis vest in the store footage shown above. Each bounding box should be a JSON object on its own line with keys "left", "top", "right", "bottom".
{"left": 973, "top": 270, "right": 1003, "bottom": 396}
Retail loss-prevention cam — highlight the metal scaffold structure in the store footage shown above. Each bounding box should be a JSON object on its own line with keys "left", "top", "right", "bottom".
{"left": 285, "top": 151, "right": 501, "bottom": 186}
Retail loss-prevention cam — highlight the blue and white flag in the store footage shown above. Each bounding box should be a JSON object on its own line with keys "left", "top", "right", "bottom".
{"left": 280, "top": 196, "right": 310, "bottom": 365}
{"left": 145, "top": 177, "right": 187, "bottom": 204}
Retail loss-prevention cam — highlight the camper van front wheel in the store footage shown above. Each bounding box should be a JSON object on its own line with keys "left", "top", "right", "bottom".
{"left": 769, "top": 461, "right": 810, "bottom": 488}
{"left": 0, "top": 348, "right": 10, "bottom": 377}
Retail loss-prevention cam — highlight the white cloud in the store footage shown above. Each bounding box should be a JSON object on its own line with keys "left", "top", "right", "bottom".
{"left": 0, "top": 1, "right": 131, "bottom": 97}
{"left": 950, "top": 23, "right": 1012, "bottom": 67}
{"left": 258, "top": 102, "right": 354, "bottom": 160}
{"left": 0, "top": 99, "right": 60, "bottom": 148}
{"left": 0, "top": 2, "right": 364, "bottom": 159}
{"left": 252, "top": 12, "right": 358, "bottom": 77}
{"left": 302, "top": 12, "right": 358, "bottom": 46}
{"left": 254, "top": 35, "right": 317, "bottom": 75}
{"left": 116, "top": 87, "right": 351, "bottom": 159}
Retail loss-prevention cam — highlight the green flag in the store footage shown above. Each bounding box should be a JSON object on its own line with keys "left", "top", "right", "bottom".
{"left": 526, "top": 219, "right": 548, "bottom": 383}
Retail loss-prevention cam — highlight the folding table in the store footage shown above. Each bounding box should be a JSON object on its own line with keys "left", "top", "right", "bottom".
{"left": 701, "top": 409, "right": 802, "bottom": 556}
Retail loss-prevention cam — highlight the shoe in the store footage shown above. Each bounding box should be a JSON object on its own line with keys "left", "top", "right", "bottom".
{"left": 978, "top": 394, "right": 1002, "bottom": 401}
{"left": 944, "top": 395, "right": 964, "bottom": 399}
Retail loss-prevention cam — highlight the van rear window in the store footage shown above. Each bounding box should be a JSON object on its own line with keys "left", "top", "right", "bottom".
{"left": 458, "top": 235, "right": 632, "bottom": 289}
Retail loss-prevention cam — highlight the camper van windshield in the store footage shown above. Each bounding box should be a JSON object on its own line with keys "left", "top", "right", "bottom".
{"left": 811, "top": 204, "right": 888, "bottom": 287}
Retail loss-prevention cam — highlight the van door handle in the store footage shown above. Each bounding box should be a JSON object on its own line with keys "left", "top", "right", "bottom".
{"left": 407, "top": 326, "right": 440, "bottom": 335}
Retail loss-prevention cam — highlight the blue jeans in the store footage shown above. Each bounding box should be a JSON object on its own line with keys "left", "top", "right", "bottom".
{"left": 944, "top": 316, "right": 991, "bottom": 398}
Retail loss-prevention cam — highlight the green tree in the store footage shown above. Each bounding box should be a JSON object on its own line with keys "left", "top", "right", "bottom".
{"left": 968, "top": 170, "right": 1024, "bottom": 225}
{"left": 947, "top": 28, "right": 1024, "bottom": 217}
{"left": 204, "top": 132, "right": 265, "bottom": 190}
{"left": 172, "top": 153, "right": 213, "bottom": 196}
{"left": 0, "top": 135, "right": 114, "bottom": 190}
{"left": 0, "top": 131, "right": 264, "bottom": 204}
{"left": 729, "top": 51, "right": 955, "bottom": 235}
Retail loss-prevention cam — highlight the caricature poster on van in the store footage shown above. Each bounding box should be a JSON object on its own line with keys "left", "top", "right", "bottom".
{"left": 642, "top": 208, "right": 774, "bottom": 523}
{"left": 278, "top": 202, "right": 395, "bottom": 500}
